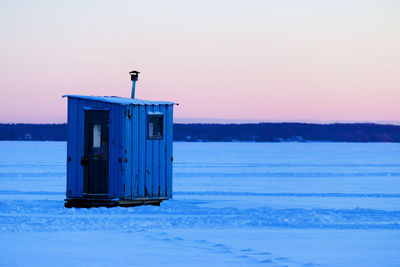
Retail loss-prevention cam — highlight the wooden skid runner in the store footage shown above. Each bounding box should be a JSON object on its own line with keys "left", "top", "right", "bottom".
{"left": 64, "top": 198, "right": 165, "bottom": 208}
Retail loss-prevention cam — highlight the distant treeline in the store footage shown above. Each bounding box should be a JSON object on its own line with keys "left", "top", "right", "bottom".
{"left": 174, "top": 123, "right": 400, "bottom": 142}
{"left": 1, "top": 123, "right": 400, "bottom": 142}
{"left": 0, "top": 124, "right": 67, "bottom": 141}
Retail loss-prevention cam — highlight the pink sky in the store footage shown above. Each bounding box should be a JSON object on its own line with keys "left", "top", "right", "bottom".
{"left": 0, "top": 1, "right": 399, "bottom": 123}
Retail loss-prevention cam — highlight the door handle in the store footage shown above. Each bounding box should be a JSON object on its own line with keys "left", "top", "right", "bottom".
{"left": 81, "top": 157, "right": 89, "bottom": 166}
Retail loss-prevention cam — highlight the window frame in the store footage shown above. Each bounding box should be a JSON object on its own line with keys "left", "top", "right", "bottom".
{"left": 147, "top": 113, "right": 164, "bottom": 140}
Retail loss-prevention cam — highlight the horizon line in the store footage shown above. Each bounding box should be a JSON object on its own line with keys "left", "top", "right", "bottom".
{"left": 1, "top": 119, "right": 400, "bottom": 126}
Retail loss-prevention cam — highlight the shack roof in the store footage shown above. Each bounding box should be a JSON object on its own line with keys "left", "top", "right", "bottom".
{"left": 63, "top": 95, "right": 177, "bottom": 106}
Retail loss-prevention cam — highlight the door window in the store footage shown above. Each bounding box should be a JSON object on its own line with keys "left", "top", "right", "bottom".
{"left": 93, "top": 124, "right": 101, "bottom": 148}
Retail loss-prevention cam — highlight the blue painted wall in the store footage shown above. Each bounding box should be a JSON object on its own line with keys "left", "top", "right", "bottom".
{"left": 66, "top": 96, "right": 173, "bottom": 200}
{"left": 122, "top": 104, "right": 173, "bottom": 199}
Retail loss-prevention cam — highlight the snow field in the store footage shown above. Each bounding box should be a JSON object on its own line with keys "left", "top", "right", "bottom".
{"left": 1, "top": 141, "right": 400, "bottom": 266}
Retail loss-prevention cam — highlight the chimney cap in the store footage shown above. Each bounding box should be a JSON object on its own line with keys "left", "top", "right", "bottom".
{"left": 129, "top": 70, "right": 140, "bottom": 81}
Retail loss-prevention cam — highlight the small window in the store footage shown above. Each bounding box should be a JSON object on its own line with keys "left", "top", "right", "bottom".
{"left": 148, "top": 114, "right": 163, "bottom": 139}
{"left": 93, "top": 124, "right": 101, "bottom": 148}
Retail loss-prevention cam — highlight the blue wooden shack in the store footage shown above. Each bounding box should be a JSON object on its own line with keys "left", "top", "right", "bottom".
{"left": 64, "top": 71, "right": 176, "bottom": 207}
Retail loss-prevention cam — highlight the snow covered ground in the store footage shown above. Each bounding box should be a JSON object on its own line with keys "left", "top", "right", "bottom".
{"left": 1, "top": 141, "right": 400, "bottom": 266}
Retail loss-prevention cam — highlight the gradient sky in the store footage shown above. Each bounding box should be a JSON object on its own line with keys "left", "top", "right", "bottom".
{"left": 0, "top": 0, "right": 399, "bottom": 123}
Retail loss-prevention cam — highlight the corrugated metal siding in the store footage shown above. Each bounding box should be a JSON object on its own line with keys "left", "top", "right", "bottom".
{"left": 123, "top": 105, "right": 132, "bottom": 198}
{"left": 145, "top": 105, "right": 153, "bottom": 197}
{"left": 166, "top": 105, "right": 173, "bottom": 197}
{"left": 66, "top": 98, "right": 124, "bottom": 198}
{"left": 111, "top": 102, "right": 124, "bottom": 198}
{"left": 132, "top": 105, "right": 140, "bottom": 197}
{"left": 159, "top": 105, "right": 167, "bottom": 197}
{"left": 76, "top": 99, "right": 85, "bottom": 196}
{"left": 66, "top": 98, "right": 78, "bottom": 197}
{"left": 138, "top": 105, "right": 146, "bottom": 198}
{"left": 66, "top": 98, "right": 87, "bottom": 197}
{"left": 152, "top": 105, "right": 160, "bottom": 197}
{"left": 121, "top": 104, "right": 173, "bottom": 200}
{"left": 67, "top": 96, "right": 174, "bottom": 200}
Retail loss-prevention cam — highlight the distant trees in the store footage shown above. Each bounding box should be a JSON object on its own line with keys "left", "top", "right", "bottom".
{"left": 0, "top": 124, "right": 67, "bottom": 141}
{"left": 173, "top": 123, "right": 400, "bottom": 142}
{"left": 0, "top": 122, "right": 399, "bottom": 142}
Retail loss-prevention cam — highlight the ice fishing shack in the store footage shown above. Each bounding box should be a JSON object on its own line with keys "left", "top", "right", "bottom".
{"left": 63, "top": 71, "right": 176, "bottom": 207}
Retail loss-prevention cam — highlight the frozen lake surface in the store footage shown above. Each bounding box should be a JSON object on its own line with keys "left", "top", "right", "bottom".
{"left": 1, "top": 141, "right": 400, "bottom": 266}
